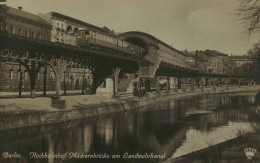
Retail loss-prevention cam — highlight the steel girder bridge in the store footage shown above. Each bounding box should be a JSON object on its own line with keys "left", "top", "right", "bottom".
{"left": 0, "top": 31, "right": 252, "bottom": 97}
{"left": 0, "top": 31, "right": 140, "bottom": 97}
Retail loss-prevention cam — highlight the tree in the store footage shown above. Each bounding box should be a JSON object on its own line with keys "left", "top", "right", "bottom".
{"left": 238, "top": 0, "right": 260, "bottom": 35}
{"left": 247, "top": 41, "right": 260, "bottom": 81}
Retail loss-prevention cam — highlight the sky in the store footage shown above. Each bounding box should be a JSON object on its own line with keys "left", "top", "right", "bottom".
{"left": 6, "top": 0, "right": 260, "bottom": 55}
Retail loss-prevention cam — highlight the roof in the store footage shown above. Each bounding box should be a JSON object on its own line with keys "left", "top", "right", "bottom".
{"left": 182, "top": 50, "right": 195, "bottom": 57}
{"left": 228, "top": 55, "right": 255, "bottom": 60}
{"left": 5, "top": 6, "right": 51, "bottom": 27}
{"left": 50, "top": 12, "right": 110, "bottom": 34}
{"left": 119, "top": 31, "right": 187, "bottom": 56}
{"left": 204, "top": 49, "right": 228, "bottom": 57}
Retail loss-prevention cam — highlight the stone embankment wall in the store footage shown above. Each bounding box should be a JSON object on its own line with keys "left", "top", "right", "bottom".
{"left": 0, "top": 86, "right": 258, "bottom": 131}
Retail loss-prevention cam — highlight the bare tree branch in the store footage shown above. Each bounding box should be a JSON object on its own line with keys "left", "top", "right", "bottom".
{"left": 237, "top": 0, "right": 260, "bottom": 35}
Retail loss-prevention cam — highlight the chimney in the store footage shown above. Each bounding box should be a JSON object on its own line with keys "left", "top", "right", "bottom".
{"left": 18, "top": 6, "right": 22, "bottom": 10}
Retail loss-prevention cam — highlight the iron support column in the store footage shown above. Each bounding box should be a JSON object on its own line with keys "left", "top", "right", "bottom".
{"left": 178, "top": 77, "right": 181, "bottom": 89}
{"left": 182, "top": 78, "right": 186, "bottom": 92}
{"left": 82, "top": 68, "right": 86, "bottom": 95}
{"left": 205, "top": 78, "right": 208, "bottom": 87}
{"left": 191, "top": 78, "right": 195, "bottom": 92}
{"left": 174, "top": 78, "right": 178, "bottom": 92}
{"left": 64, "top": 70, "right": 67, "bottom": 95}
{"left": 213, "top": 78, "right": 216, "bottom": 91}
{"left": 226, "top": 78, "right": 229, "bottom": 89}
{"left": 167, "top": 76, "right": 170, "bottom": 91}
{"left": 197, "top": 78, "right": 200, "bottom": 88}
{"left": 113, "top": 67, "right": 121, "bottom": 95}
{"left": 43, "top": 64, "right": 47, "bottom": 97}
{"left": 56, "top": 59, "right": 62, "bottom": 97}
{"left": 200, "top": 78, "right": 204, "bottom": 91}
{"left": 157, "top": 76, "right": 160, "bottom": 94}
{"left": 18, "top": 63, "right": 22, "bottom": 98}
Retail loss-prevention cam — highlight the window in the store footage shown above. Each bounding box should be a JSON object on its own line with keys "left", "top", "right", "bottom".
{"left": 91, "top": 31, "right": 95, "bottom": 37}
{"left": 96, "top": 33, "right": 99, "bottom": 40}
{"left": 18, "top": 28, "right": 21, "bottom": 35}
{"left": 74, "top": 28, "right": 78, "bottom": 34}
{"left": 17, "top": 70, "right": 21, "bottom": 80}
{"left": 0, "top": 22, "right": 3, "bottom": 30}
{"left": 57, "top": 22, "right": 59, "bottom": 27}
{"left": 24, "top": 30, "right": 28, "bottom": 37}
{"left": 44, "top": 34, "right": 47, "bottom": 40}
{"left": 24, "top": 71, "right": 28, "bottom": 81}
{"left": 11, "top": 27, "right": 15, "bottom": 34}
{"left": 10, "top": 69, "right": 13, "bottom": 80}
{"left": 67, "top": 25, "right": 72, "bottom": 32}
{"left": 32, "top": 32, "right": 35, "bottom": 38}
{"left": 118, "top": 40, "right": 122, "bottom": 46}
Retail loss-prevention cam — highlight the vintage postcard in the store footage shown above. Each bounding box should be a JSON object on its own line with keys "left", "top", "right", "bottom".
{"left": 0, "top": 0, "right": 260, "bottom": 162}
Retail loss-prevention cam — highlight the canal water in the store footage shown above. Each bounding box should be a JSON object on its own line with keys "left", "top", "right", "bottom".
{"left": 0, "top": 92, "right": 259, "bottom": 163}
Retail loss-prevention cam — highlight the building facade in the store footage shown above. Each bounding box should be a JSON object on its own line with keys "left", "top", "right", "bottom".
{"left": 203, "top": 50, "right": 228, "bottom": 74}
{"left": 0, "top": 6, "right": 52, "bottom": 92}
{"left": 39, "top": 12, "right": 115, "bottom": 46}
{"left": 228, "top": 55, "right": 255, "bottom": 75}
{"left": 2, "top": 6, "right": 51, "bottom": 40}
{"left": 0, "top": 6, "right": 93, "bottom": 92}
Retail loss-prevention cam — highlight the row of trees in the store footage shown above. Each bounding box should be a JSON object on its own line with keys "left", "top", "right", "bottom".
{"left": 238, "top": 0, "right": 260, "bottom": 82}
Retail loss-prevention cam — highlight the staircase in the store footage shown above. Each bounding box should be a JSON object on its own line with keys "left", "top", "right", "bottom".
{"left": 117, "top": 92, "right": 134, "bottom": 100}
{"left": 139, "top": 46, "right": 161, "bottom": 78}
{"left": 118, "top": 76, "right": 134, "bottom": 92}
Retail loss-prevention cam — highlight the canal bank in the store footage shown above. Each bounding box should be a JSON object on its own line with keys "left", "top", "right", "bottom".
{"left": 166, "top": 132, "right": 260, "bottom": 163}
{"left": 0, "top": 85, "right": 259, "bottom": 131}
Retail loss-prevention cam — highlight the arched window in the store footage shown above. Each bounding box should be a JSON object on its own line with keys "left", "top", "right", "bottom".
{"left": 67, "top": 25, "right": 72, "bottom": 32}
{"left": 38, "top": 33, "right": 42, "bottom": 40}
{"left": 74, "top": 27, "right": 78, "bottom": 34}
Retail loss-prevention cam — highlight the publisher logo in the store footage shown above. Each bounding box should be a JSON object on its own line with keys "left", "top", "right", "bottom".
{"left": 244, "top": 148, "right": 257, "bottom": 160}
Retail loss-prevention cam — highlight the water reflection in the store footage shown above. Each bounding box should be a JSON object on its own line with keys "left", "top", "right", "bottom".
{"left": 0, "top": 92, "right": 259, "bottom": 163}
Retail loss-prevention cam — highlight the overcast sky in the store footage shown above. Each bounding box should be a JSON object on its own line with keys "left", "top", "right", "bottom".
{"left": 6, "top": 0, "right": 260, "bottom": 55}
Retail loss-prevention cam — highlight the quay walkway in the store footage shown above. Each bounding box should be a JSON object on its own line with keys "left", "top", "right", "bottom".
{"left": 0, "top": 85, "right": 259, "bottom": 130}
{"left": 0, "top": 85, "right": 259, "bottom": 113}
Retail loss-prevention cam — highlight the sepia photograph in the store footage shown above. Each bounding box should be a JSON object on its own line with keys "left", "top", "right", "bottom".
{"left": 0, "top": 0, "right": 260, "bottom": 162}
